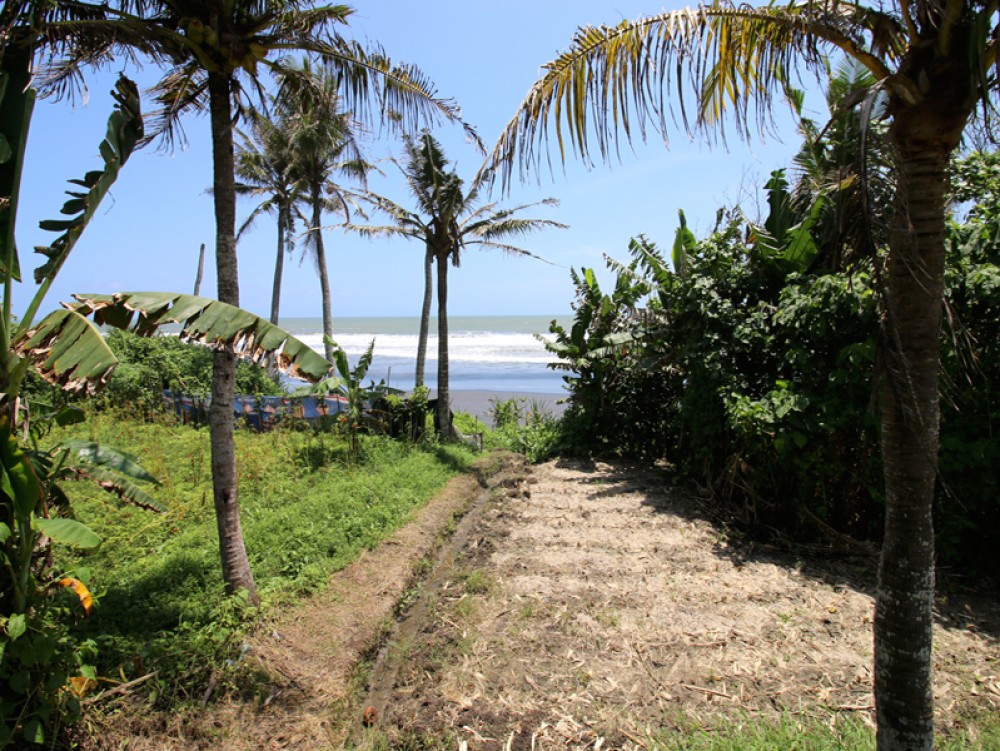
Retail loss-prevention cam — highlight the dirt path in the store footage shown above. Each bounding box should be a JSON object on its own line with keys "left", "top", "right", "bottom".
{"left": 90, "top": 455, "right": 999, "bottom": 750}
{"left": 360, "top": 458, "right": 999, "bottom": 750}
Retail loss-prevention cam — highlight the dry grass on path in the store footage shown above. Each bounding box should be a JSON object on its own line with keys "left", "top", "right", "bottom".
{"left": 370, "top": 458, "right": 1000, "bottom": 750}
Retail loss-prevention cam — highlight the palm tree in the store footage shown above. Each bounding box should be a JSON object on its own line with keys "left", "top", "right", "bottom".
{"left": 786, "top": 58, "right": 893, "bottom": 271}
{"left": 235, "top": 108, "right": 302, "bottom": 327}
{"left": 41, "top": 0, "right": 470, "bottom": 606}
{"left": 277, "top": 60, "right": 371, "bottom": 364}
{"left": 356, "top": 132, "right": 565, "bottom": 437}
{"left": 485, "top": 3, "right": 994, "bottom": 748}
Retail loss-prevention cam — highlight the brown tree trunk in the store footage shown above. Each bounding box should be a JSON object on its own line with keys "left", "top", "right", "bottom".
{"left": 311, "top": 187, "right": 335, "bottom": 364}
{"left": 270, "top": 208, "right": 286, "bottom": 325}
{"left": 415, "top": 244, "right": 433, "bottom": 388}
{"left": 875, "top": 54, "right": 973, "bottom": 744}
{"left": 434, "top": 247, "right": 453, "bottom": 439}
{"left": 207, "top": 71, "right": 259, "bottom": 606}
{"left": 875, "top": 147, "right": 946, "bottom": 751}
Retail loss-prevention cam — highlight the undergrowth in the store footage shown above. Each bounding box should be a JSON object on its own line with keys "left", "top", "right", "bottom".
{"left": 48, "top": 411, "right": 475, "bottom": 708}
{"left": 453, "top": 397, "right": 563, "bottom": 463}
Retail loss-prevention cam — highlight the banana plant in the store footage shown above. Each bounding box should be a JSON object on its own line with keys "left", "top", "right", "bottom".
{"left": 747, "top": 170, "right": 826, "bottom": 281}
{"left": 323, "top": 336, "right": 376, "bottom": 463}
{"left": 0, "top": 70, "right": 329, "bottom": 748}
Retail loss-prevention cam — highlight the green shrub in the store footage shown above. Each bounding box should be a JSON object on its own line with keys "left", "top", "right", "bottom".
{"left": 544, "top": 154, "right": 999, "bottom": 575}
{"left": 95, "top": 331, "right": 282, "bottom": 417}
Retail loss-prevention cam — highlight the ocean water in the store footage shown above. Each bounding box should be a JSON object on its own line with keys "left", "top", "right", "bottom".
{"left": 279, "top": 315, "right": 568, "bottom": 395}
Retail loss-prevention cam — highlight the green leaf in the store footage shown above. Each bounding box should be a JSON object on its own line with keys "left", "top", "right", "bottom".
{"left": 13, "top": 309, "right": 117, "bottom": 395}
{"left": 68, "top": 292, "right": 331, "bottom": 382}
{"left": 73, "top": 466, "right": 164, "bottom": 512}
{"left": 33, "top": 76, "right": 143, "bottom": 286}
{"left": 54, "top": 406, "right": 86, "bottom": 427}
{"left": 22, "top": 718, "right": 44, "bottom": 744}
{"left": 80, "top": 665, "right": 97, "bottom": 681}
{"left": 0, "top": 419, "right": 42, "bottom": 517}
{"left": 355, "top": 339, "right": 376, "bottom": 381}
{"left": 33, "top": 517, "right": 100, "bottom": 549}
{"left": 7, "top": 613, "right": 26, "bottom": 641}
{"left": 58, "top": 440, "right": 158, "bottom": 485}
{"left": 672, "top": 209, "right": 696, "bottom": 278}
{"left": 325, "top": 335, "right": 351, "bottom": 381}
{"left": 0, "top": 522, "right": 10, "bottom": 543}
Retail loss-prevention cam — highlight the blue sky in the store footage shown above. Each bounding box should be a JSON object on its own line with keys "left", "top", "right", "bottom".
{"left": 14, "top": 1, "right": 816, "bottom": 323}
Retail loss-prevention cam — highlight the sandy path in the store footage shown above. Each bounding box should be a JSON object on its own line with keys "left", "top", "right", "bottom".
{"left": 367, "top": 458, "right": 1000, "bottom": 750}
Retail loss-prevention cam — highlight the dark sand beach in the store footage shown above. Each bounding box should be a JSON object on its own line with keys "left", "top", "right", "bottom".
{"left": 441, "top": 389, "right": 567, "bottom": 424}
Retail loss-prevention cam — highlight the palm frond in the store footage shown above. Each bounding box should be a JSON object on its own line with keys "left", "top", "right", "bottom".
{"left": 486, "top": 0, "right": 901, "bottom": 189}
{"left": 145, "top": 63, "right": 208, "bottom": 149}
{"left": 463, "top": 239, "right": 554, "bottom": 264}
{"left": 319, "top": 37, "right": 483, "bottom": 151}
{"left": 468, "top": 216, "right": 569, "bottom": 241}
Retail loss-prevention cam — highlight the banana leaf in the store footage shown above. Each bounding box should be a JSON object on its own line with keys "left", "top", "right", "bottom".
{"left": 13, "top": 309, "right": 116, "bottom": 393}
{"left": 58, "top": 439, "right": 158, "bottom": 485}
{"left": 67, "top": 291, "right": 330, "bottom": 381}
{"left": 33, "top": 517, "right": 99, "bottom": 549}
{"left": 71, "top": 466, "right": 163, "bottom": 513}
{"left": 32, "top": 76, "right": 143, "bottom": 286}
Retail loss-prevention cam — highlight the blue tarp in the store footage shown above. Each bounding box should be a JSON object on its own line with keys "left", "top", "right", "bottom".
{"left": 163, "top": 390, "right": 350, "bottom": 431}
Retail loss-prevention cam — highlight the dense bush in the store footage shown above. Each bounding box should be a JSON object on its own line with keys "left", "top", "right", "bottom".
{"left": 25, "top": 331, "right": 284, "bottom": 418}
{"left": 544, "top": 154, "right": 999, "bottom": 576}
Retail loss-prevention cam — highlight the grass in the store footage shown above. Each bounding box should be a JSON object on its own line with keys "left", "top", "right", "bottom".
{"left": 352, "top": 713, "right": 1000, "bottom": 751}
{"left": 49, "top": 410, "right": 476, "bottom": 701}
{"left": 650, "top": 713, "right": 1000, "bottom": 750}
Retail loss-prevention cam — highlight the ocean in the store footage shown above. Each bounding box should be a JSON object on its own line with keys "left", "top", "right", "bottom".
{"left": 278, "top": 315, "right": 569, "bottom": 396}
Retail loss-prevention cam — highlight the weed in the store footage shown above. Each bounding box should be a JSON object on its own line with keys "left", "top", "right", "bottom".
{"left": 650, "top": 711, "right": 1000, "bottom": 750}
{"left": 460, "top": 569, "right": 493, "bottom": 596}
{"left": 452, "top": 596, "right": 476, "bottom": 620}
{"left": 595, "top": 609, "right": 620, "bottom": 628}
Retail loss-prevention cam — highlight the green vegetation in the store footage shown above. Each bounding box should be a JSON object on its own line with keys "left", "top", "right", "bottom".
{"left": 542, "top": 151, "right": 1000, "bottom": 580}
{"left": 51, "top": 411, "right": 475, "bottom": 705}
{"left": 24, "top": 329, "right": 285, "bottom": 417}
{"left": 487, "top": 397, "right": 562, "bottom": 463}
{"left": 3, "top": 0, "right": 999, "bottom": 746}
{"left": 650, "top": 714, "right": 1000, "bottom": 750}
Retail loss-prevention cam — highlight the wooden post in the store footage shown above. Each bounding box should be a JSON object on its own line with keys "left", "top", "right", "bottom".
{"left": 193, "top": 243, "right": 206, "bottom": 296}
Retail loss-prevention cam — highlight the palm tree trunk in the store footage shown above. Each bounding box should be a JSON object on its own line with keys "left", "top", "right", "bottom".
{"left": 207, "top": 71, "right": 259, "bottom": 606}
{"left": 434, "top": 248, "right": 453, "bottom": 439}
{"left": 874, "top": 146, "right": 947, "bottom": 751}
{"left": 415, "top": 244, "right": 433, "bottom": 388}
{"left": 193, "top": 243, "right": 206, "bottom": 296}
{"left": 873, "top": 46, "right": 974, "bottom": 746}
{"left": 270, "top": 207, "right": 286, "bottom": 325}
{"left": 311, "top": 187, "right": 335, "bottom": 364}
